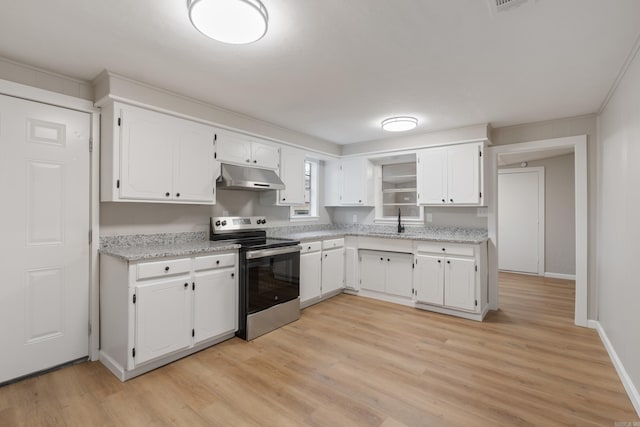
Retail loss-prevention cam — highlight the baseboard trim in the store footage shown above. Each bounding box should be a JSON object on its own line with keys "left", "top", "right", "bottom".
{"left": 544, "top": 272, "right": 576, "bottom": 280}
{"left": 592, "top": 320, "right": 640, "bottom": 417}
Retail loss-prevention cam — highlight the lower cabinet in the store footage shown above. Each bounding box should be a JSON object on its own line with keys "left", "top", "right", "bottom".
{"left": 359, "top": 250, "right": 413, "bottom": 298}
{"left": 100, "top": 250, "right": 238, "bottom": 381}
{"left": 413, "top": 242, "right": 487, "bottom": 317}
{"left": 299, "top": 238, "right": 346, "bottom": 308}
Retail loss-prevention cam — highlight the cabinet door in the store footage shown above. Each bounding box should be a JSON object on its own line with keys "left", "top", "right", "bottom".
{"left": 414, "top": 254, "right": 444, "bottom": 305}
{"left": 300, "top": 251, "right": 322, "bottom": 304}
{"left": 384, "top": 253, "right": 414, "bottom": 298}
{"left": 342, "top": 158, "right": 370, "bottom": 205}
{"left": 444, "top": 257, "right": 476, "bottom": 311}
{"left": 251, "top": 140, "right": 280, "bottom": 169}
{"left": 193, "top": 269, "right": 238, "bottom": 344}
{"left": 119, "top": 106, "right": 175, "bottom": 201}
{"left": 321, "top": 248, "right": 345, "bottom": 295}
{"left": 278, "top": 146, "right": 306, "bottom": 205}
{"left": 173, "top": 121, "right": 216, "bottom": 203}
{"left": 447, "top": 143, "right": 480, "bottom": 205}
{"left": 359, "top": 251, "right": 386, "bottom": 293}
{"left": 324, "top": 160, "right": 343, "bottom": 206}
{"left": 215, "top": 129, "right": 252, "bottom": 165}
{"left": 417, "top": 148, "right": 447, "bottom": 205}
{"left": 134, "top": 278, "right": 192, "bottom": 366}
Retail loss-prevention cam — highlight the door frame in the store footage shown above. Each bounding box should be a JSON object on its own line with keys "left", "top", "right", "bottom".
{"left": 0, "top": 78, "right": 101, "bottom": 360}
{"left": 487, "top": 135, "right": 588, "bottom": 327}
{"left": 497, "top": 167, "right": 545, "bottom": 276}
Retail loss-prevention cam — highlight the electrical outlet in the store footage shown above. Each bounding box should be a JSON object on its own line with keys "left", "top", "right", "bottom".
{"left": 426, "top": 213, "right": 433, "bottom": 222}
{"left": 352, "top": 214, "right": 358, "bottom": 223}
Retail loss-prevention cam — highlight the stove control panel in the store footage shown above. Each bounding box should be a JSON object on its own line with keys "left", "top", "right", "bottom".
{"left": 211, "top": 216, "right": 267, "bottom": 232}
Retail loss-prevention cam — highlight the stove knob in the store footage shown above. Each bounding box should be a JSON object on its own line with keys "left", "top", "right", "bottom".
{"left": 262, "top": 219, "right": 267, "bottom": 224}
{"left": 215, "top": 220, "right": 221, "bottom": 226}
{"left": 221, "top": 220, "right": 227, "bottom": 226}
{"left": 257, "top": 219, "right": 263, "bottom": 224}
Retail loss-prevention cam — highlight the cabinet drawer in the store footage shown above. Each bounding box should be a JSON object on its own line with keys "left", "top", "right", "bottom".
{"left": 415, "top": 243, "right": 475, "bottom": 257}
{"left": 322, "top": 238, "right": 345, "bottom": 250}
{"left": 300, "top": 241, "right": 322, "bottom": 253}
{"left": 194, "top": 253, "right": 236, "bottom": 271}
{"left": 136, "top": 258, "right": 192, "bottom": 280}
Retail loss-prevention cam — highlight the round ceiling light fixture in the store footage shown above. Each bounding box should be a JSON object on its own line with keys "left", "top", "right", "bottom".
{"left": 188, "top": 0, "right": 269, "bottom": 44}
{"left": 381, "top": 116, "right": 418, "bottom": 132}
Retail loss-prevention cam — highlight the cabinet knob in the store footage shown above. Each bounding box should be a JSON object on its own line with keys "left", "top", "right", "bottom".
{"left": 359, "top": 200, "right": 362, "bottom": 203}
{"left": 450, "top": 199, "right": 453, "bottom": 202}
{"left": 216, "top": 260, "right": 220, "bottom": 265}
{"left": 447, "top": 260, "right": 451, "bottom": 264}
{"left": 325, "top": 254, "right": 328, "bottom": 258}
{"left": 442, "top": 248, "right": 445, "bottom": 251}
{"left": 307, "top": 246, "right": 311, "bottom": 250}
{"left": 165, "top": 266, "right": 170, "bottom": 272}
{"left": 387, "top": 258, "right": 390, "bottom": 262}
{"left": 231, "top": 273, "right": 235, "bottom": 278}
{"left": 282, "top": 198, "right": 286, "bottom": 201}
{"left": 176, "top": 193, "right": 180, "bottom": 198}
{"left": 442, "top": 199, "right": 445, "bottom": 203}
{"left": 166, "top": 192, "right": 170, "bottom": 197}
{"left": 437, "top": 260, "right": 441, "bottom": 263}
{"left": 253, "top": 160, "right": 257, "bottom": 163}
{"left": 184, "top": 283, "right": 188, "bottom": 288}
{"left": 380, "top": 257, "right": 383, "bottom": 261}
{"left": 246, "top": 159, "right": 250, "bottom": 163}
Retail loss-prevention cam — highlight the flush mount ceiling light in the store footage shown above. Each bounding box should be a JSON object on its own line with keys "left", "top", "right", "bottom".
{"left": 188, "top": 0, "right": 268, "bottom": 44}
{"left": 381, "top": 116, "right": 418, "bottom": 132}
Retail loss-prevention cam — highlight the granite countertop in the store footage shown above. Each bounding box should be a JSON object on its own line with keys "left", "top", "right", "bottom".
{"left": 268, "top": 227, "right": 489, "bottom": 244}
{"left": 99, "top": 232, "right": 240, "bottom": 262}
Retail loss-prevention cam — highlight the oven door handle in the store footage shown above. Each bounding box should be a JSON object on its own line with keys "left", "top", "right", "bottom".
{"left": 245, "top": 245, "right": 301, "bottom": 259}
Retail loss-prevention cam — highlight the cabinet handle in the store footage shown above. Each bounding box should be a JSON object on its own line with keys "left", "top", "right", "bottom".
{"left": 282, "top": 198, "right": 286, "bottom": 201}
{"left": 447, "top": 260, "right": 451, "bottom": 264}
{"left": 442, "top": 248, "right": 445, "bottom": 252}
{"left": 442, "top": 199, "right": 445, "bottom": 203}
{"left": 437, "top": 260, "right": 441, "bottom": 263}
{"left": 165, "top": 266, "right": 170, "bottom": 272}
{"left": 307, "top": 246, "right": 311, "bottom": 250}
{"left": 387, "top": 258, "right": 390, "bottom": 262}
{"left": 325, "top": 254, "right": 328, "bottom": 258}
{"left": 216, "top": 260, "right": 220, "bottom": 265}
{"left": 231, "top": 273, "right": 235, "bottom": 278}
{"left": 184, "top": 283, "right": 188, "bottom": 288}
{"left": 253, "top": 160, "right": 257, "bottom": 163}
{"left": 380, "top": 257, "right": 383, "bottom": 261}
{"left": 450, "top": 199, "right": 453, "bottom": 202}
{"left": 166, "top": 192, "right": 170, "bottom": 197}
{"left": 176, "top": 193, "right": 180, "bottom": 198}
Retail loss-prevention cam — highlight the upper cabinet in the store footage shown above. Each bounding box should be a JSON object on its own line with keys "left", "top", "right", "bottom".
{"left": 416, "top": 142, "right": 485, "bottom": 206}
{"left": 324, "top": 158, "right": 374, "bottom": 207}
{"left": 101, "top": 102, "right": 217, "bottom": 204}
{"left": 215, "top": 129, "right": 279, "bottom": 170}
{"left": 260, "top": 145, "right": 306, "bottom": 206}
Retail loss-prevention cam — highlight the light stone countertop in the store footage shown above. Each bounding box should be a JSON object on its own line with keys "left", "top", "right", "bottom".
{"left": 99, "top": 240, "right": 240, "bottom": 262}
{"left": 267, "top": 227, "right": 489, "bottom": 245}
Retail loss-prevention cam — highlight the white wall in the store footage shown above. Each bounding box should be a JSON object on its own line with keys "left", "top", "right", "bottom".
{"left": 502, "top": 154, "right": 576, "bottom": 276}
{"left": 597, "top": 40, "right": 640, "bottom": 406}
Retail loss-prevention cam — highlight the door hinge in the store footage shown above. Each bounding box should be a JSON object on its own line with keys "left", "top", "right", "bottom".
{"left": 88, "top": 230, "right": 92, "bottom": 245}
{"left": 116, "top": 179, "right": 120, "bottom": 189}
{"left": 89, "top": 138, "right": 93, "bottom": 152}
{"left": 133, "top": 294, "right": 136, "bottom": 304}
{"left": 192, "top": 329, "right": 195, "bottom": 338}
{"left": 192, "top": 282, "right": 195, "bottom": 291}
{"left": 132, "top": 348, "right": 135, "bottom": 358}
{"left": 117, "top": 117, "right": 121, "bottom": 127}
{"left": 475, "top": 265, "right": 478, "bottom": 272}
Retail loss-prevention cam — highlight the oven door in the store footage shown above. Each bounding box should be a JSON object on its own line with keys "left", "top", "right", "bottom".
{"left": 244, "top": 246, "right": 300, "bottom": 315}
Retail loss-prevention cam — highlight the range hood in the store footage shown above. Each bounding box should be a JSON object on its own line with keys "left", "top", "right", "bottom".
{"left": 217, "top": 163, "right": 285, "bottom": 191}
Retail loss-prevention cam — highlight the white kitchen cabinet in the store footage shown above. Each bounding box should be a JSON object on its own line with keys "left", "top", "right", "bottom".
{"left": 413, "top": 254, "right": 444, "bottom": 305}
{"left": 261, "top": 146, "right": 306, "bottom": 206}
{"left": 417, "top": 142, "right": 484, "bottom": 206}
{"left": 300, "top": 241, "right": 322, "bottom": 306}
{"left": 324, "top": 158, "right": 374, "bottom": 206}
{"left": 413, "top": 242, "right": 485, "bottom": 315}
{"left": 101, "top": 102, "right": 217, "bottom": 204}
{"left": 99, "top": 250, "right": 238, "bottom": 381}
{"left": 322, "top": 247, "right": 345, "bottom": 294}
{"left": 359, "top": 250, "right": 413, "bottom": 298}
{"left": 215, "top": 129, "right": 280, "bottom": 170}
{"left": 134, "top": 277, "right": 192, "bottom": 366}
{"left": 193, "top": 268, "right": 238, "bottom": 344}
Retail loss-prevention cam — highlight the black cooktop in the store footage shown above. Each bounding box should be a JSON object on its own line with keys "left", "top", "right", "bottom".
{"left": 210, "top": 230, "right": 299, "bottom": 250}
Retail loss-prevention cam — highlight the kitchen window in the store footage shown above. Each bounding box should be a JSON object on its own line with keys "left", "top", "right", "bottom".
{"left": 290, "top": 159, "right": 318, "bottom": 219}
{"left": 375, "top": 161, "right": 423, "bottom": 222}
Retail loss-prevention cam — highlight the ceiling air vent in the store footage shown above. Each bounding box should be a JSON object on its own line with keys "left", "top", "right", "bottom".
{"left": 494, "top": 0, "right": 527, "bottom": 12}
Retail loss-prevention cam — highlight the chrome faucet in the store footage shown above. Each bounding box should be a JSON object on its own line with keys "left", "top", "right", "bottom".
{"left": 397, "top": 208, "right": 405, "bottom": 233}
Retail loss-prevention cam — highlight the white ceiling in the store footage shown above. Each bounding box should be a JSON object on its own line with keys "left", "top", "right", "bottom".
{"left": 0, "top": 0, "right": 639, "bottom": 145}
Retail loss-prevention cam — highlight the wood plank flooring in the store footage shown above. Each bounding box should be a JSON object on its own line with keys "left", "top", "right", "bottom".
{"left": 1, "top": 272, "right": 638, "bottom": 426}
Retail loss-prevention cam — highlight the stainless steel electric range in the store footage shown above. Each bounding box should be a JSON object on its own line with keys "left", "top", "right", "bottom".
{"left": 210, "top": 216, "right": 301, "bottom": 340}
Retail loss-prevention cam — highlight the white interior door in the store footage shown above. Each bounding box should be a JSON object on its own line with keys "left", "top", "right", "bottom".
{"left": 0, "top": 94, "right": 90, "bottom": 383}
{"left": 498, "top": 168, "right": 545, "bottom": 274}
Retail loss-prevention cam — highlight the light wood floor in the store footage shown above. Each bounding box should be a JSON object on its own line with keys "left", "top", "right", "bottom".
{"left": 1, "top": 273, "right": 638, "bottom": 426}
